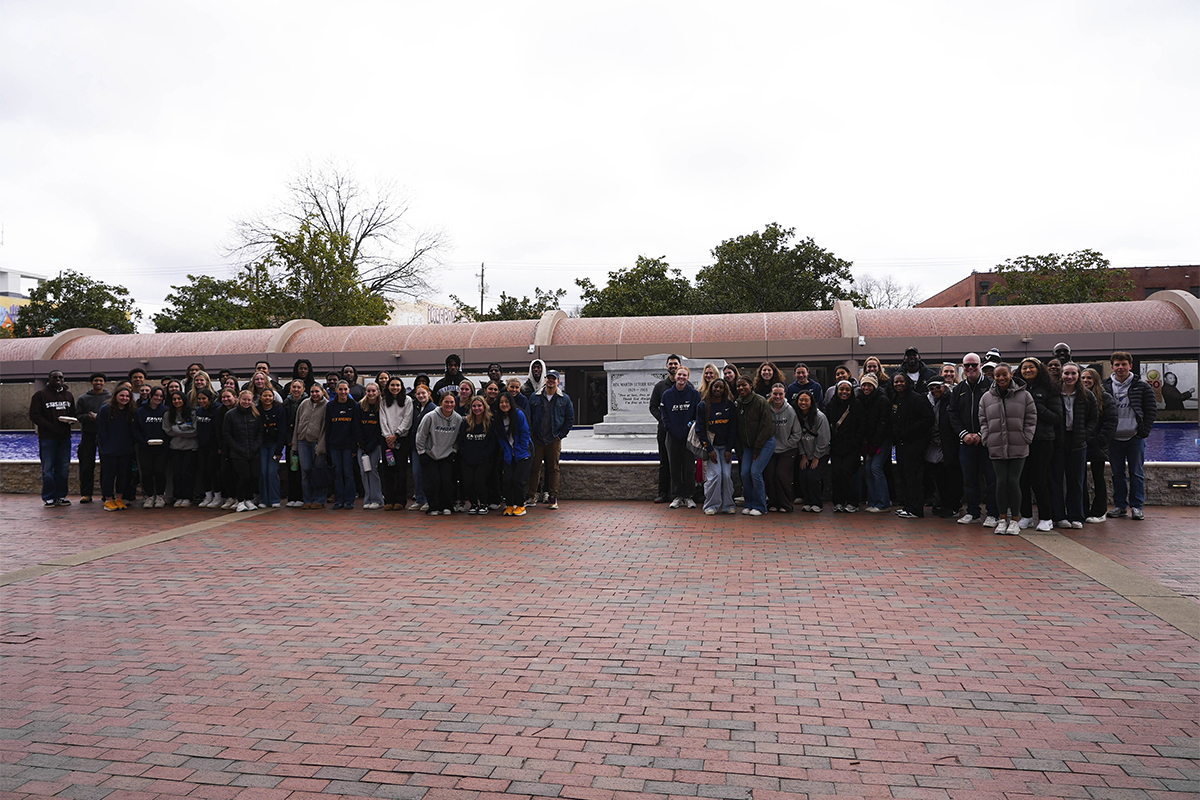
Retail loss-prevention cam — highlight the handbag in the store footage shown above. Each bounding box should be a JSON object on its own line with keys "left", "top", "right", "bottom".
{"left": 685, "top": 421, "right": 706, "bottom": 458}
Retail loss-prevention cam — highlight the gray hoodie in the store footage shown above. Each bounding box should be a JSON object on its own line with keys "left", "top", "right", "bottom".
{"left": 768, "top": 401, "right": 803, "bottom": 455}
{"left": 416, "top": 408, "right": 463, "bottom": 460}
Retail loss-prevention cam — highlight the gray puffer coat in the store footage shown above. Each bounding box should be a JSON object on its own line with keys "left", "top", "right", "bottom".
{"left": 978, "top": 384, "right": 1037, "bottom": 460}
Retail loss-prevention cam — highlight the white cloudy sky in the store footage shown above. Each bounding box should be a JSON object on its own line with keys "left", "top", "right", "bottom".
{"left": 2, "top": 1, "right": 1197, "bottom": 328}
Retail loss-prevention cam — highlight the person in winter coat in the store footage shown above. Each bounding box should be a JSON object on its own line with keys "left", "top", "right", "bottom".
{"left": 528, "top": 370, "right": 574, "bottom": 509}
{"left": 890, "top": 373, "right": 935, "bottom": 519}
{"left": 948, "top": 353, "right": 999, "bottom": 527}
{"left": 213, "top": 388, "right": 239, "bottom": 509}
{"left": 857, "top": 374, "right": 891, "bottom": 512}
{"left": 457, "top": 397, "right": 498, "bottom": 514}
{"left": 660, "top": 366, "right": 702, "bottom": 509}
{"left": 495, "top": 392, "right": 533, "bottom": 516}
{"left": 734, "top": 376, "right": 774, "bottom": 516}
{"left": 354, "top": 383, "right": 384, "bottom": 509}
{"left": 75, "top": 372, "right": 111, "bottom": 504}
{"left": 135, "top": 387, "right": 169, "bottom": 508}
{"left": 826, "top": 380, "right": 864, "bottom": 512}
{"left": 794, "top": 390, "right": 831, "bottom": 513}
{"left": 223, "top": 390, "right": 264, "bottom": 512}
{"left": 978, "top": 364, "right": 1038, "bottom": 536}
{"left": 291, "top": 383, "right": 328, "bottom": 509}
{"left": 766, "top": 384, "right": 803, "bottom": 513}
{"left": 280, "top": 380, "right": 307, "bottom": 507}
{"left": 1080, "top": 368, "right": 1118, "bottom": 523}
{"left": 1016, "top": 358, "right": 1063, "bottom": 532}
{"left": 380, "top": 378, "right": 414, "bottom": 510}
{"left": 521, "top": 358, "right": 546, "bottom": 398}
{"left": 695, "top": 378, "right": 738, "bottom": 515}
{"left": 1058, "top": 363, "right": 1100, "bottom": 528}
{"left": 162, "top": 391, "right": 199, "bottom": 507}
{"left": 324, "top": 381, "right": 361, "bottom": 510}
{"left": 649, "top": 354, "right": 682, "bottom": 504}
{"left": 822, "top": 366, "right": 856, "bottom": 406}
{"left": 97, "top": 385, "right": 138, "bottom": 511}
{"left": 257, "top": 388, "right": 289, "bottom": 509}
{"left": 786, "top": 363, "right": 824, "bottom": 410}
{"left": 415, "top": 392, "right": 463, "bottom": 515}
{"left": 1103, "top": 351, "right": 1157, "bottom": 520}
{"left": 925, "top": 379, "right": 963, "bottom": 518}
{"left": 897, "top": 347, "right": 937, "bottom": 395}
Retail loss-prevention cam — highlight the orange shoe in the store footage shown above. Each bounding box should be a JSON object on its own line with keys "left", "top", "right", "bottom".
{"left": 115, "top": 499, "right": 128, "bottom": 510}
{"left": 513, "top": 505, "right": 526, "bottom": 516}
{"left": 103, "top": 499, "right": 119, "bottom": 511}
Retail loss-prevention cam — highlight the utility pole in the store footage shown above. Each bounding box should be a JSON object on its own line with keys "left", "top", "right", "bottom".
{"left": 477, "top": 262, "right": 485, "bottom": 316}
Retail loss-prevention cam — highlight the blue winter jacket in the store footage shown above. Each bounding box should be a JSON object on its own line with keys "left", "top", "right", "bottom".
{"left": 497, "top": 409, "right": 532, "bottom": 464}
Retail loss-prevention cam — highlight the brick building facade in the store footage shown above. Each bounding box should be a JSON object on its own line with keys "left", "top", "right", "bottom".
{"left": 916, "top": 265, "right": 1200, "bottom": 308}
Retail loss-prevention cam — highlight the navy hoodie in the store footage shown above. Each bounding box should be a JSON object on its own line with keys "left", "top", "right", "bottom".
{"left": 355, "top": 402, "right": 383, "bottom": 452}
{"left": 457, "top": 419, "right": 497, "bottom": 465}
{"left": 136, "top": 403, "right": 167, "bottom": 447}
{"left": 325, "top": 399, "right": 360, "bottom": 450}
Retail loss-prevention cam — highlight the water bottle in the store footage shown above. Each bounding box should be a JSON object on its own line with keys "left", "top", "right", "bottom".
{"left": 385, "top": 448, "right": 396, "bottom": 467}
{"left": 290, "top": 452, "right": 299, "bottom": 471}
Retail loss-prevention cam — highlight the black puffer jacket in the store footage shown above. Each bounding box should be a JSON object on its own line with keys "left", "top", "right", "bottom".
{"left": 890, "top": 390, "right": 934, "bottom": 447}
{"left": 857, "top": 389, "right": 891, "bottom": 452}
{"left": 1061, "top": 388, "right": 1099, "bottom": 452}
{"left": 825, "top": 394, "right": 864, "bottom": 458}
{"left": 1026, "top": 382, "right": 1063, "bottom": 442}
{"left": 1087, "top": 390, "right": 1118, "bottom": 459}
{"left": 221, "top": 405, "right": 263, "bottom": 460}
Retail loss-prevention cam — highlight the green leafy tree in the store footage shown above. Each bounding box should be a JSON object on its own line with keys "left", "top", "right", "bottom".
{"left": 15, "top": 270, "right": 141, "bottom": 337}
{"left": 152, "top": 274, "right": 271, "bottom": 332}
{"left": 450, "top": 287, "right": 566, "bottom": 322}
{"left": 694, "top": 223, "right": 858, "bottom": 313}
{"left": 156, "top": 220, "right": 390, "bottom": 331}
{"left": 576, "top": 256, "right": 694, "bottom": 317}
{"left": 994, "top": 249, "right": 1134, "bottom": 304}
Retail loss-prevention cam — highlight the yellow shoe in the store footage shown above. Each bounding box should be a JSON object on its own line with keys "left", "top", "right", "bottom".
{"left": 103, "top": 499, "right": 119, "bottom": 511}
{"left": 513, "top": 505, "right": 526, "bottom": 516}
{"left": 503, "top": 506, "right": 513, "bottom": 516}
{"left": 115, "top": 499, "right": 128, "bottom": 510}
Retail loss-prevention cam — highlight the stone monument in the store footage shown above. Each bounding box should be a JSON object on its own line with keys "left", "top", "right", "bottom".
{"left": 593, "top": 354, "right": 726, "bottom": 437}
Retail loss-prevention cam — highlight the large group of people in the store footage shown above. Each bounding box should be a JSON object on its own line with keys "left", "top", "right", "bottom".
{"left": 648, "top": 345, "right": 1157, "bottom": 532}
{"left": 29, "top": 343, "right": 1159, "bottom": 531}
{"left": 30, "top": 356, "right": 573, "bottom": 517}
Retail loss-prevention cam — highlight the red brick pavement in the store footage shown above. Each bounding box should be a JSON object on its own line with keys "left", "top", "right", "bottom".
{"left": 1063, "top": 511, "right": 1200, "bottom": 601}
{"left": 1, "top": 501, "right": 1197, "bottom": 799}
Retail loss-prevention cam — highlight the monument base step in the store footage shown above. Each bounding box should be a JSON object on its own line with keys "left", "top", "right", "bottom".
{"left": 593, "top": 422, "right": 657, "bottom": 437}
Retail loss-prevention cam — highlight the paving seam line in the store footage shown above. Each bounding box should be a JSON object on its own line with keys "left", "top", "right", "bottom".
{"left": 1021, "top": 531, "right": 1199, "bottom": 640}
{"left": 0, "top": 508, "right": 274, "bottom": 587}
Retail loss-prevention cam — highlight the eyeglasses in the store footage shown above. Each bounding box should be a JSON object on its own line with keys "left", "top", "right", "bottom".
{"left": 963, "top": 363, "right": 980, "bottom": 369}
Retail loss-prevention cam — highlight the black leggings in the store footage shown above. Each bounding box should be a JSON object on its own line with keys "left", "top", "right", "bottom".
{"left": 230, "top": 457, "right": 257, "bottom": 501}
{"left": 1020, "top": 440, "right": 1054, "bottom": 519}
{"left": 139, "top": 447, "right": 168, "bottom": 497}
{"left": 421, "top": 455, "right": 456, "bottom": 511}
{"left": 993, "top": 457, "right": 1025, "bottom": 518}
{"left": 503, "top": 458, "right": 531, "bottom": 507}
{"left": 1086, "top": 453, "right": 1108, "bottom": 517}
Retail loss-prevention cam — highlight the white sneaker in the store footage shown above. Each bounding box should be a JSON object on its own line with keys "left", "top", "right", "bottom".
{"left": 1070, "top": 521, "right": 1083, "bottom": 529}
{"left": 685, "top": 499, "right": 696, "bottom": 509}
{"left": 982, "top": 516, "right": 999, "bottom": 527}
{"left": 1017, "top": 517, "right": 1035, "bottom": 529}
{"left": 1007, "top": 520, "right": 1021, "bottom": 535}
{"left": 155, "top": 496, "right": 166, "bottom": 508}
{"left": 179, "top": 499, "right": 191, "bottom": 508}
{"left": 864, "top": 506, "right": 882, "bottom": 513}
{"left": 143, "top": 497, "right": 154, "bottom": 508}
{"left": 669, "top": 497, "right": 682, "bottom": 509}
{"left": 1035, "top": 519, "right": 1054, "bottom": 532}
{"left": 1085, "top": 516, "right": 1105, "bottom": 524}
{"left": 1056, "top": 519, "right": 1071, "bottom": 528}
{"left": 220, "top": 497, "right": 235, "bottom": 510}
{"left": 742, "top": 508, "right": 751, "bottom": 515}
{"left": 957, "top": 514, "right": 977, "bottom": 525}
{"left": 723, "top": 508, "right": 736, "bottom": 514}
{"left": 420, "top": 502, "right": 430, "bottom": 512}
{"left": 995, "top": 519, "right": 1010, "bottom": 535}
{"left": 270, "top": 502, "right": 281, "bottom": 508}
{"left": 747, "top": 508, "right": 762, "bottom": 516}
{"left": 704, "top": 508, "right": 716, "bottom": 516}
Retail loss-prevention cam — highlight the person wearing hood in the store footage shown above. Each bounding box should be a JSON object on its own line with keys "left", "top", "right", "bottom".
{"left": 522, "top": 358, "right": 547, "bottom": 397}
{"left": 291, "top": 359, "right": 316, "bottom": 390}
{"left": 794, "top": 390, "right": 830, "bottom": 513}
{"left": 978, "top": 363, "right": 1037, "bottom": 536}
{"left": 826, "top": 380, "right": 864, "bottom": 512}
{"left": 899, "top": 347, "right": 937, "bottom": 395}
{"left": 30, "top": 370, "right": 76, "bottom": 507}
{"left": 410, "top": 373, "right": 432, "bottom": 401}
{"left": 857, "top": 374, "right": 891, "bottom": 513}
{"left": 433, "top": 354, "right": 465, "bottom": 401}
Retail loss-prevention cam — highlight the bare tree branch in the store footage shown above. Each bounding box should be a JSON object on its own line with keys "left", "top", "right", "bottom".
{"left": 856, "top": 273, "right": 925, "bottom": 309}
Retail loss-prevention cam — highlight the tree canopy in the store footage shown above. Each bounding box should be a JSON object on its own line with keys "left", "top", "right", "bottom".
{"left": 993, "top": 249, "right": 1133, "bottom": 305}
{"left": 694, "top": 223, "right": 859, "bottom": 313}
{"left": 229, "top": 160, "right": 445, "bottom": 300}
{"left": 450, "top": 287, "right": 566, "bottom": 322}
{"left": 155, "top": 220, "right": 390, "bottom": 331}
{"left": 576, "top": 256, "right": 694, "bottom": 317}
{"left": 15, "top": 270, "right": 141, "bottom": 337}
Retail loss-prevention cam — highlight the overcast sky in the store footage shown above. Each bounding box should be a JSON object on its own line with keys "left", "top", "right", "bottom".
{"left": 2, "top": 1, "right": 1197, "bottom": 328}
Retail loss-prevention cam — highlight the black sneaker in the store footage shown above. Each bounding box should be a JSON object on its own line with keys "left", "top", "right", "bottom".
{"left": 55, "top": 498, "right": 72, "bottom": 506}
{"left": 1107, "top": 507, "right": 1127, "bottom": 518}
{"left": 44, "top": 499, "right": 56, "bottom": 507}
{"left": 467, "top": 506, "right": 478, "bottom": 515}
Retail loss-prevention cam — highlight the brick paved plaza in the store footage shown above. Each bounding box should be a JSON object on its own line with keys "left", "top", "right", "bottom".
{"left": 2, "top": 501, "right": 1198, "bottom": 800}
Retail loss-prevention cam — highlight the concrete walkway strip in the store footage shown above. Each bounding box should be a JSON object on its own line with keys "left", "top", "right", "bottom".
{"left": 1022, "top": 531, "right": 1200, "bottom": 640}
{"left": 0, "top": 508, "right": 273, "bottom": 586}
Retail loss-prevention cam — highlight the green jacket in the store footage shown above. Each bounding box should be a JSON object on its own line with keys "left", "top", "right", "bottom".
{"left": 735, "top": 392, "right": 773, "bottom": 453}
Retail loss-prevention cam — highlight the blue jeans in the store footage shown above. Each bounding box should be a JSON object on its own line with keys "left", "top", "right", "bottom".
{"left": 411, "top": 448, "right": 427, "bottom": 504}
{"left": 39, "top": 437, "right": 71, "bottom": 502}
{"left": 959, "top": 443, "right": 998, "bottom": 519}
{"left": 259, "top": 446, "right": 281, "bottom": 506}
{"left": 359, "top": 446, "right": 383, "bottom": 506}
{"left": 297, "top": 440, "right": 323, "bottom": 505}
{"left": 865, "top": 445, "right": 891, "bottom": 510}
{"left": 703, "top": 446, "right": 735, "bottom": 513}
{"left": 739, "top": 437, "right": 776, "bottom": 512}
{"left": 329, "top": 448, "right": 356, "bottom": 508}
{"left": 1108, "top": 437, "right": 1146, "bottom": 510}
